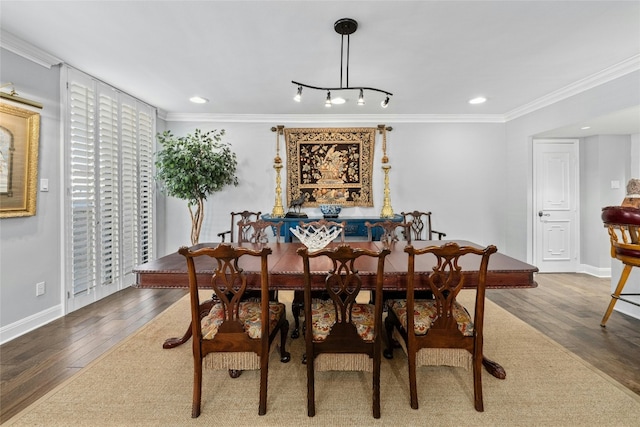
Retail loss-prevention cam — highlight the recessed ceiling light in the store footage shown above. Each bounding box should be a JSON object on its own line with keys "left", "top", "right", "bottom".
{"left": 331, "top": 97, "right": 346, "bottom": 105}
{"left": 469, "top": 97, "right": 487, "bottom": 105}
{"left": 189, "top": 96, "right": 209, "bottom": 104}
{"left": 581, "top": 126, "right": 591, "bottom": 130}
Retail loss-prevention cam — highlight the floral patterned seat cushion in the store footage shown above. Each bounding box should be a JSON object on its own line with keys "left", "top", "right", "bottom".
{"left": 387, "top": 299, "right": 474, "bottom": 336}
{"left": 201, "top": 301, "right": 285, "bottom": 340}
{"left": 310, "top": 300, "right": 376, "bottom": 342}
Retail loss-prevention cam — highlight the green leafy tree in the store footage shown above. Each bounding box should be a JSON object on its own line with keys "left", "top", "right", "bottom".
{"left": 155, "top": 129, "right": 238, "bottom": 245}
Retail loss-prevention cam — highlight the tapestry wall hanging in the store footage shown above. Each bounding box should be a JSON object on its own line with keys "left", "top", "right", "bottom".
{"left": 284, "top": 127, "right": 376, "bottom": 207}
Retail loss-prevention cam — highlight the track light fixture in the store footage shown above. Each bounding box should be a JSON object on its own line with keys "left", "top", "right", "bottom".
{"left": 292, "top": 18, "right": 392, "bottom": 108}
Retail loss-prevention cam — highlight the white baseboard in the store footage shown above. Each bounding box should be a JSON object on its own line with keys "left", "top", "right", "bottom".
{"left": 0, "top": 304, "right": 64, "bottom": 345}
{"left": 578, "top": 264, "right": 611, "bottom": 278}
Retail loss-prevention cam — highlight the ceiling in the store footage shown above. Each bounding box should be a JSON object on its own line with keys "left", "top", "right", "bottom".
{"left": 1, "top": 1, "right": 639, "bottom": 135}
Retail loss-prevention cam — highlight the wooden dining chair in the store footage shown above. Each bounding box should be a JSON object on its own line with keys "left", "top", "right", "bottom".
{"left": 384, "top": 242, "right": 497, "bottom": 412}
{"left": 217, "top": 210, "right": 262, "bottom": 242}
{"left": 237, "top": 219, "right": 284, "bottom": 244}
{"left": 401, "top": 210, "right": 446, "bottom": 240}
{"left": 179, "top": 244, "right": 291, "bottom": 417}
{"left": 298, "top": 244, "right": 390, "bottom": 418}
{"left": 364, "top": 220, "right": 412, "bottom": 246}
{"left": 600, "top": 205, "right": 640, "bottom": 327}
{"left": 290, "top": 219, "right": 346, "bottom": 339}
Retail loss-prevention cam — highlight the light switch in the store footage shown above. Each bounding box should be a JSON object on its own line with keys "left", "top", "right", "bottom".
{"left": 611, "top": 180, "right": 620, "bottom": 189}
{"left": 40, "top": 178, "right": 49, "bottom": 192}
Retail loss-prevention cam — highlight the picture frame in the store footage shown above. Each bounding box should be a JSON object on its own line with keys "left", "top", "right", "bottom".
{"left": 0, "top": 102, "right": 40, "bottom": 218}
{"left": 284, "top": 127, "right": 376, "bottom": 207}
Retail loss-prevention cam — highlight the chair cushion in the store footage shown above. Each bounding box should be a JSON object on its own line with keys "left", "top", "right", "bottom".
{"left": 310, "top": 300, "right": 376, "bottom": 342}
{"left": 201, "top": 301, "right": 286, "bottom": 340}
{"left": 387, "top": 299, "right": 474, "bottom": 336}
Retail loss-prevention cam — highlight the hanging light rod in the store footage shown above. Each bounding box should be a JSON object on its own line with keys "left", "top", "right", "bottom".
{"left": 292, "top": 18, "right": 393, "bottom": 108}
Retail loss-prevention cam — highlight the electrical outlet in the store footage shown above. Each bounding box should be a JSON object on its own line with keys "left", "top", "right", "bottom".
{"left": 36, "top": 281, "right": 46, "bottom": 296}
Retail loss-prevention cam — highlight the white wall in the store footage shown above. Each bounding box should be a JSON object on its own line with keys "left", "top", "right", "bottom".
{"left": 158, "top": 121, "right": 507, "bottom": 256}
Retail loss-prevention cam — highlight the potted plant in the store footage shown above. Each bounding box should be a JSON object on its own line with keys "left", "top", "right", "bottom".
{"left": 155, "top": 128, "right": 238, "bottom": 245}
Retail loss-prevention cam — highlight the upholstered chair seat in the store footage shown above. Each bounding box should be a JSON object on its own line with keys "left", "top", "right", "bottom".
{"left": 310, "top": 300, "right": 376, "bottom": 342}
{"left": 386, "top": 299, "right": 474, "bottom": 337}
{"left": 202, "top": 301, "right": 287, "bottom": 340}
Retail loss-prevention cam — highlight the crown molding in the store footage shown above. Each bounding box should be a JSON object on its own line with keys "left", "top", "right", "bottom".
{"left": 0, "top": 30, "right": 62, "bottom": 69}
{"left": 163, "top": 113, "right": 506, "bottom": 124}
{"left": 504, "top": 54, "right": 640, "bottom": 122}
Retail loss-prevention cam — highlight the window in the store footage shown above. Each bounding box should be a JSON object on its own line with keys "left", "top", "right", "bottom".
{"left": 64, "top": 66, "right": 155, "bottom": 311}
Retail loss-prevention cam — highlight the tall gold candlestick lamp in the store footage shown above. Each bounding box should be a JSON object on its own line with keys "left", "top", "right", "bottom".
{"left": 271, "top": 125, "right": 286, "bottom": 217}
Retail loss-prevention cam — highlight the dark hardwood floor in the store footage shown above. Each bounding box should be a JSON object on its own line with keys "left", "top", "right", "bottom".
{"left": 1, "top": 273, "right": 639, "bottom": 423}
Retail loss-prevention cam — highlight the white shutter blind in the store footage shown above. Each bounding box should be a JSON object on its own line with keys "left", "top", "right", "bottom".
{"left": 138, "top": 109, "right": 154, "bottom": 263}
{"left": 120, "top": 101, "right": 138, "bottom": 281}
{"left": 65, "top": 66, "right": 156, "bottom": 308}
{"left": 97, "top": 84, "right": 120, "bottom": 288}
{"left": 68, "top": 76, "right": 97, "bottom": 297}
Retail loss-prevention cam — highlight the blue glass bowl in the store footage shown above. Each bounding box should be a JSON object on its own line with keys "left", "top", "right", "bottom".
{"left": 319, "top": 204, "right": 342, "bottom": 218}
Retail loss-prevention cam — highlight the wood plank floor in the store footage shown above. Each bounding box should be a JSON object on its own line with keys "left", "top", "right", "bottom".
{"left": 1, "top": 273, "right": 639, "bottom": 423}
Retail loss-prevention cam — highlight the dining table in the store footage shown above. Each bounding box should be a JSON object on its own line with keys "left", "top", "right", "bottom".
{"left": 133, "top": 240, "right": 538, "bottom": 379}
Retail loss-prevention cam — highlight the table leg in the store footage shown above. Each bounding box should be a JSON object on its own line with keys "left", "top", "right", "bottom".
{"left": 482, "top": 356, "right": 506, "bottom": 379}
{"left": 162, "top": 322, "right": 193, "bottom": 349}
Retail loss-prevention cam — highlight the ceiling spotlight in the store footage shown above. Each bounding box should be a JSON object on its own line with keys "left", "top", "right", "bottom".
{"left": 332, "top": 96, "right": 346, "bottom": 105}
{"left": 189, "top": 96, "right": 209, "bottom": 104}
{"left": 468, "top": 96, "right": 487, "bottom": 105}
{"left": 325, "top": 92, "right": 332, "bottom": 107}
{"left": 291, "top": 18, "right": 392, "bottom": 108}
{"left": 294, "top": 86, "right": 302, "bottom": 102}
{"left": 381, "top": 96, "right": 390, "bottom": 108}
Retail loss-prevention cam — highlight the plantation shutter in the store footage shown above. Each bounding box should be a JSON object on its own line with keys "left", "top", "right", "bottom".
{"left": 68, "top": 75, "right": 97, "bottom": 297}
{"left": 65, "top": 66, "right": 156, "bottom": 309}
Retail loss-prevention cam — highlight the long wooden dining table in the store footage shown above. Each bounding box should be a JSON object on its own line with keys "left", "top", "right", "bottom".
{"left": 133, "top": 240, "right": 538, "bottom": 379}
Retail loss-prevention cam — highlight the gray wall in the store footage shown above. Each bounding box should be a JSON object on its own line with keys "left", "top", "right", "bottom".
{"left": 0, "top": 49, "right": 63, "bottom": 337}
{"left": 580, "top": 135, "right": 631, "bottom": 272}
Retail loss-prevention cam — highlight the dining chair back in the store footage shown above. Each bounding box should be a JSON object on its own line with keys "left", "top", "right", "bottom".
{"left": 364, "top": 220, "right": 412, "bottom": 246}
{"left": 401, "top": 210, "right": 446, "bottom": 240}
{"left": 384, "top": 242, "right": 497, "bottom": 412}
{"left": 238, "top": 219, "right": 284, "bottom": 244}
{"left": 217, "top": 210, "right": 262, "bottom": 242}
{"left": 298, "top": 244, "right": 390, "bottom": 418}
{"left": 179, "top": 243, "right": 290, "bottom": 417}
{"left": 290, "top": 219, "right": 346, "bottom": 339}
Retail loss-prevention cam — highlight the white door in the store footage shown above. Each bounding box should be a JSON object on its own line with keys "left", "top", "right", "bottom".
{"left": 533, "top": 139, "right": 579, "bottom": 272}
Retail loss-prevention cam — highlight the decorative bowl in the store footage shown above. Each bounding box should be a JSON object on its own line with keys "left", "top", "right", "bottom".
{"left": 319, "top": 204, "right": 342, "bottom": 218}
{"left": 290, "top": 225, "right": 343, "bottom": 252}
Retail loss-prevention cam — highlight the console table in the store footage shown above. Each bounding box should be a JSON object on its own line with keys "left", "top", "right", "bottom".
{"left": 262, "top": 214, "right": 403, "bottom": 242}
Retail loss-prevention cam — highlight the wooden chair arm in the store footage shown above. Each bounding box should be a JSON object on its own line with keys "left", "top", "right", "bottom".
{"left": 431, "top": 230, "right": 447, "bottom": 240}
{"left": 217, "top": 230, "right": 231, "bottom": 242}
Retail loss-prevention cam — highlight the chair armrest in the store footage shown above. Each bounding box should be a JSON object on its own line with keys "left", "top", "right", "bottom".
{"left": 431, "top": 230, "right": 446, "bottom": 240}
{"left": 217, "top": 230, "right": 231, "bottom": 242}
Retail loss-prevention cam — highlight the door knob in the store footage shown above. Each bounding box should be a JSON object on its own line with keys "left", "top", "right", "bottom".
{"left": 538, "top": 211, "right": 550, "bottom": 217}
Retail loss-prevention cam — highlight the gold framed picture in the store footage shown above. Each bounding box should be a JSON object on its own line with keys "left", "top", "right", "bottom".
{"left": 284, "top": 127, "right": 376, "bottom": 207}
{"left": 0, "top": 103, "right": 40, "bottom": 218}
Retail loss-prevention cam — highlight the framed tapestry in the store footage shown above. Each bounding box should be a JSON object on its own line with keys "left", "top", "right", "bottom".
{"left": 284, "top": 127, "right": 376, "bottom": 207}
{"left": 0, "top": 103, "right": 40, "bottom": 218}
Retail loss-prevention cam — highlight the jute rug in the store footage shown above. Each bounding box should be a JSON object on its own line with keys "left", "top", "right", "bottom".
{"left": 6, "top": 291, "right": 640, "bottom": 426}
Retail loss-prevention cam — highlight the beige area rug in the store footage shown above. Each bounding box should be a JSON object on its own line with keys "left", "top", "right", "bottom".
{"left": 6, "top": 291, "right": 640, "bottom": 427}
